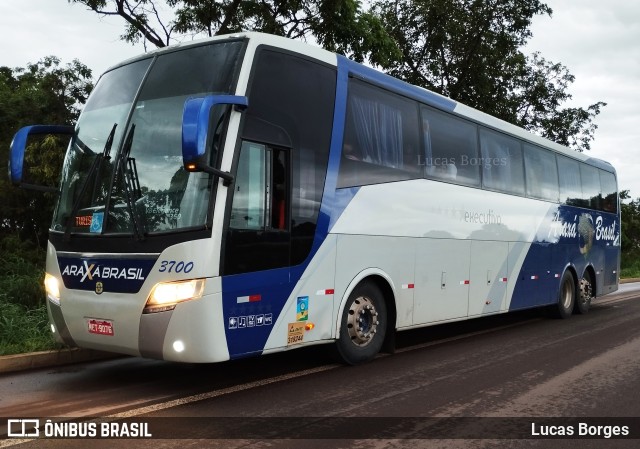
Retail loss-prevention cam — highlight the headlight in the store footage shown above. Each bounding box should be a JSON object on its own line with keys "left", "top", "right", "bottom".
{"left": 144, "top": 279, "right": 205, "bottom": 313}
{"left": 44, "top": 273, "right": 61, "bottom": 304}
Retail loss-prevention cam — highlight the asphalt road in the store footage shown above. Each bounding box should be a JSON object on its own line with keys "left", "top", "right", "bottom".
{"left": 1, "top": 283, "right": 639, "bottom": 448}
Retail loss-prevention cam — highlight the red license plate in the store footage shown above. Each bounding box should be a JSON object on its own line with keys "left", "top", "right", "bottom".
{"left": 87, "top": 319, "right": 114, "bottom": 336}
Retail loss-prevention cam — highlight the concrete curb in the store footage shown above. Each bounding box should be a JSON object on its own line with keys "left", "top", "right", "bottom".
{"left": 0, "top": 348, "right": 121, "bottom": 375}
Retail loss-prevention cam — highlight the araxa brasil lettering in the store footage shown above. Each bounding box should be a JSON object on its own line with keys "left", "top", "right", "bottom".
{"left": 595, "top": 215, "right": 617, "bottom": 242}
{"left": 549, "top": 212, "right": 578, "bottom": 239}
{"left": 56, "top": 256, "right": 156, "bottom": 294}
{"left": 548, "top": 212, "right": 619, "bottom": 243}
{"left": 61, "top": 262, "right": 146, "bottom": 282}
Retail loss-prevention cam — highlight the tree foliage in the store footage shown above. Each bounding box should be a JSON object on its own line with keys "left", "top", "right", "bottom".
{"left": 620, "top": 190, "right": 640, "bottom": 270}
{"left": 69, "top": 0, "right": 399, "bottom": 65}
{"left": 72, "top": 0, "right": 604, "bottom": 151}
{"left": 373, "top": 0, "right": 605, "bottom": 151}
{"left": 0, "top": 57, "right": 93, "bottom": 247}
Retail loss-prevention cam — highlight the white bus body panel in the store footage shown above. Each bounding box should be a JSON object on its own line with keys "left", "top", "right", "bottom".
{"left": 329, "top": 179, "right": 552, "bottom": 321}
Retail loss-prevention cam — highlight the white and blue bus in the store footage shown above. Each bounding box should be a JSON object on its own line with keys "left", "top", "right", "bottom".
{"left": 9, "top": 33, "right": 620, "bottom": 364}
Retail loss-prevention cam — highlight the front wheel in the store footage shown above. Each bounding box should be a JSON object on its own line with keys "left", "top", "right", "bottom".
{"left": 554, "top": 271, "right": 576, "bottom": 319}
{"left": 335, "top": 281, "right": 387, "bottom": 365}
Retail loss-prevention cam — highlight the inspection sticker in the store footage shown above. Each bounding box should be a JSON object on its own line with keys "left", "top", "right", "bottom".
{"left": 287, "top": 322, "right": 305, "bottom": 345}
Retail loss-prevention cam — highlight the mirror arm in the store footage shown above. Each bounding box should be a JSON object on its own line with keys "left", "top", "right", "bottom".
{"left": 201, "top": 166, "right": 234, "bottom": 186}
{"left": 17, "top": 183, "right": 58, "bottom": 193}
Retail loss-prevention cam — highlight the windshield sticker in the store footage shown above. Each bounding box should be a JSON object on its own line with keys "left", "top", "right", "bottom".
{"left": 296, "top": 296, "right": 309, "bottom": 322}
{"left": 90, "top": 212, "right": 104, "bottom": 233}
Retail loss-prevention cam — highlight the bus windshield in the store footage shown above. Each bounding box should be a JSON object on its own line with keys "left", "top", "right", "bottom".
{"left": 52, "top": 40, "right": 244, "bottom": 236}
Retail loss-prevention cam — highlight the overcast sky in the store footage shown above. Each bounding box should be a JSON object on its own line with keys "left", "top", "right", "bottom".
{"left": 1, "top": 0, "right": 639, "bottom": 197}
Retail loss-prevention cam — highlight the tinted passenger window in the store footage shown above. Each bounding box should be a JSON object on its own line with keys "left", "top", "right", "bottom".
{"left": 523, "top": 144, "right": 559, "bottom": 202}
{"left": 422, "top": 107, "right": 480, "bottom": 187}
{"left": 600, "top": 171, "right": 618, "bottom": 213}
{"left": 479, "top": 128, "right": 525, "bottom": 195}
{"left": 581, "top": 164, "right": 601, "bottom": 210}
{"left": 338, "top": 80, "right": 421, "bottom": 187}
{"left": 557, "top": 156, "right": 583, "bottom": 206}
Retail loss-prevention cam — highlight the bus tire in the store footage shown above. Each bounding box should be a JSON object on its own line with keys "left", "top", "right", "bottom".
{"left": 554, "top": 271, "right": 576, "bottom": 319}
{"left": 575, "top": 271, "right": 594, "bottom": 314}
{"left": 335, "top": 281, "right": 387, "bottom": 365}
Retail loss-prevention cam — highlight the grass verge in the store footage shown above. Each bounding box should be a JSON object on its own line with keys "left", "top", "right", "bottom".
{"left": 620, "top": 260, "right": 640, "bottom": 279}
{"left": 0, "top": 301, "right": 61, "bottom": 356}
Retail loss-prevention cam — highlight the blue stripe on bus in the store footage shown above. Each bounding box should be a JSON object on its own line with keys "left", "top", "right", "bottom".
{"left": 221, "top": 267, "right": 292, "bottom": 358}
{"left": 314, "top": 57, "right": 352, "bottom": 246}
{"left": 339, "top": 56, "right": 457, "bottom": 112}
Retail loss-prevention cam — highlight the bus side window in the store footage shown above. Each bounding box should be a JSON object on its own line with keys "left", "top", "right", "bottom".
{"left": 229, "top": 141, "right": 289, "bottom": 231}
{"left": 600, "top": 170, "right": 617, "bottom": 213}
{"left": 229, "top": 142, "right": 267, "bottom": 230}
{"left": 580, "top": 164, "right": 602, "bottom": 211}
{"left": 479, "top": 128, "right": 525, "bottom": 195}
{"left": 524, "top": 144, "right": 559, "bottom": 202}
{"left": 557, "top": 155, "right": 583, "bottom": 207}
{"left": 337, "top": 80, "right": 421, "bottom": 188}
{"left": 421, "top": 106, "right": 480, "bottom": 187}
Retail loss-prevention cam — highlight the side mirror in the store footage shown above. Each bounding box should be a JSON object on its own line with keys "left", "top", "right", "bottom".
{"left": 181, "top": 95, "right": 248, "bottom": 186}
{"left": 9, "top": 125, "right": 74, "bottom": 192}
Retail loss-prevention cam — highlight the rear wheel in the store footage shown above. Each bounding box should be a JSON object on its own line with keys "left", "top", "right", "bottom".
{"left": 335, "top": 281, "right": 387, "bottom": 365}
{"left": 554, "top": 271, "right": 576, "bottom": 319}
{"left": 575, "top": 271, "right": 594, "bottom": 314}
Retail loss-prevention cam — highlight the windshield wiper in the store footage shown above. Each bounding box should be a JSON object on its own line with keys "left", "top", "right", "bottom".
{"left": 64, "top": 123, "right": 117, "bottom": 241}
{"left": 109, "top": 124, "right": 146, "bottom": 241}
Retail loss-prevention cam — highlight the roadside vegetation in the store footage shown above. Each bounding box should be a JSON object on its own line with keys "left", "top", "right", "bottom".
{"left": 0, "top": 57, "right": 91, "bottom": 356}
{"left": 620, "top": 263, "right": 640, "bottom": 279}
{"left": 0, "top": 235, "right": 62, "bottom": 355}
{"left": 620, "top": 191, "right": 640, "bottom": 279}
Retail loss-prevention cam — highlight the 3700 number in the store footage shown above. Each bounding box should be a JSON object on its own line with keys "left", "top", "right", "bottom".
{"left": 158, "top": 260, "right": 194, "bottom": 273}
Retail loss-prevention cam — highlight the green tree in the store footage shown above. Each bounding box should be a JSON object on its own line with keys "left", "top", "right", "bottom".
{"left": 620, "top": 190, "right": 640, "bottom": 271}
{"left": 0, "top": 57, "right": 93, "bottom": 247}
{"left": 69, "top": 0, "right": 399, "bottom": 65}
{"left": 373, "top": 0, "right": 605, "bottom": 151}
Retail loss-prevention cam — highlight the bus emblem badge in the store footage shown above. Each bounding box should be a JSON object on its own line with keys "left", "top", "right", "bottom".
{"left": 95, "top": 282, "right": 104, "bottom": 295}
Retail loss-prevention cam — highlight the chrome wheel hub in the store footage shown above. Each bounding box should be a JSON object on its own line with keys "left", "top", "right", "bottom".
{"left": 346, "top": 296, "right": 380, "bottom": 347}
